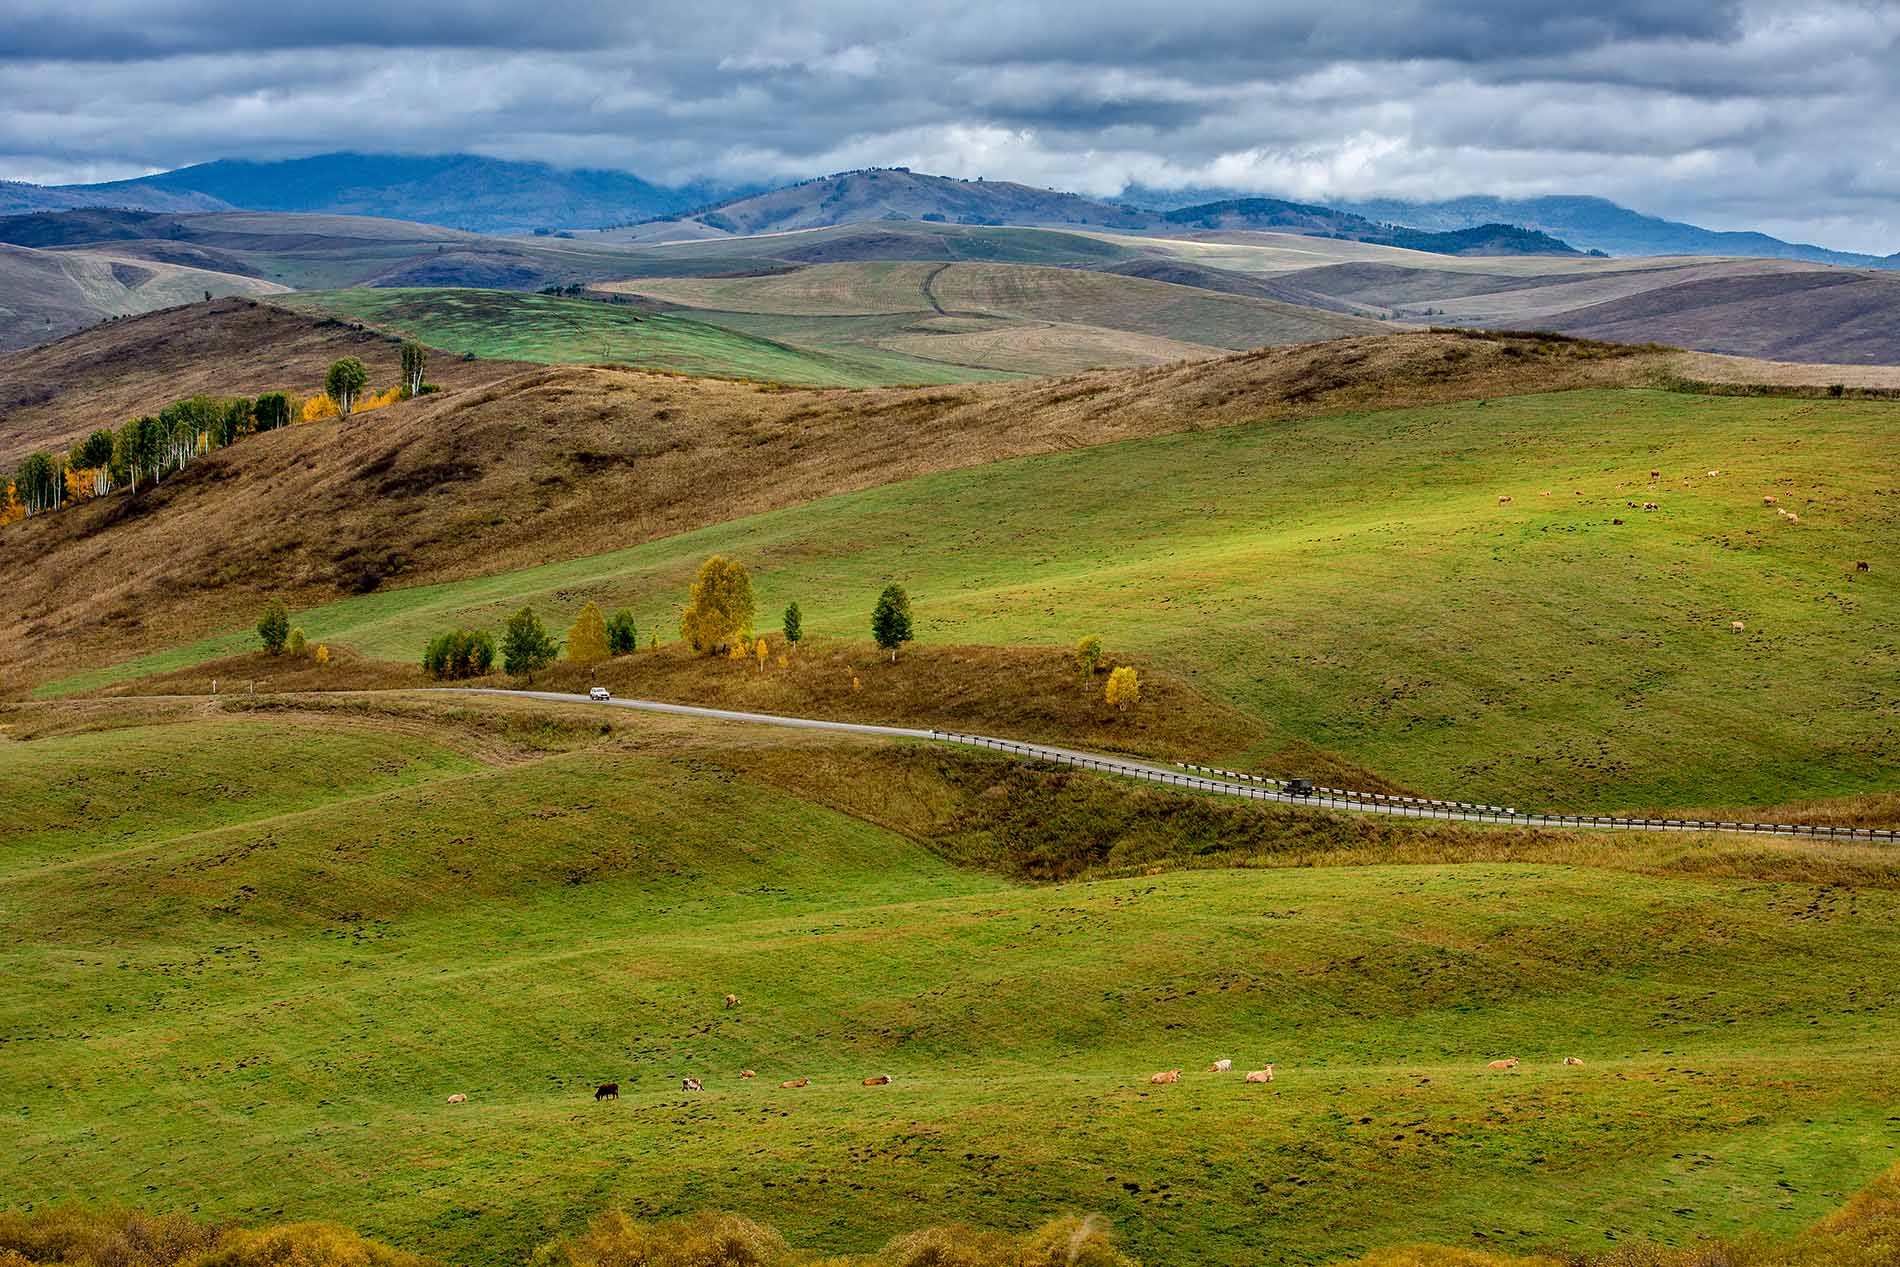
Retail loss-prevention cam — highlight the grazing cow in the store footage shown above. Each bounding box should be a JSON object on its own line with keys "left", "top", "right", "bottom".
{"left": 1498, "top": 495, "right": 1513, "bottom": 504}
{"left": 1857, "top": 561, "right": 1871, "bottom": 572}
{"left": 682, "top": 1077, "right": 703, "bottom": 1092}
{"left": 779, "top": 1078, "right": 809, "bottom": 1089}
{"left": 1613, "top": 518, "right": 1624, "bottom": 525}
{"left": 595, "top": 1082, "right": 619, "bottom": 1101}
{"left": 1487, "top": 1058, "right": 1519, "bottom": 1071}
{"left": 1642, "top": 502, "right": 1659, "bottom": 511}
{"left": 1207, "top": 1059, "right": 1232, "bottom": 1073}
{"left": 1731, "top": 620, "right": 1745, "bottom": 632}
{"left": 862, "top": 1074, "right": 892, "bottom": 1086}
{"left": 741, "top": 1069, "right": 757, "bottom": 1079}
{"left": 1563, "top": 1057, "right": 1585, "bottom": 1067}
{"left": 1786, "top": 512, "right": 1800, "bottom": 523}
{"left": 1245, "top": 1066, "right": 1275, "bottom": 1084}
{"left": 1764, "top": 495, "right": 1778, "bottom": 505}
{"left": 1650, "top": 469, "right": 1660, "bottom": 479}
{"left": 446, "top": 1093, "right": 468, "bottom": 1104}
{"left": 724, "top": 993, "right": 738, "bottom": 1009}
{"left": 1149, "top": 1069, "right": 1181, "bottom": 1085}
{"left": 1707, "top": 469, "right": 1722, "bottom": 477}
{"left": 1541, "top": 490, "right": 1553, "bottom": 497}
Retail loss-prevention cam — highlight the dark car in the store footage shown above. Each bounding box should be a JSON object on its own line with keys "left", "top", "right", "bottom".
{"left": 1285, "top": 778, "right": 1315, "bottom": 796}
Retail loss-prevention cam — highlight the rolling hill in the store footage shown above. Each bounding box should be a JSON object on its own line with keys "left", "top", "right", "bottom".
{"left": 0, "top": 298, "right": 530, "bottom": 466}
{"left": 6, "top": 697, "right": 1896, "bottom": 1264}
{"left": 0, "top": 240, "right": 287, "bottom": 352}
{"left": 595, "top": 260, "right": 1389, "bottom": 374}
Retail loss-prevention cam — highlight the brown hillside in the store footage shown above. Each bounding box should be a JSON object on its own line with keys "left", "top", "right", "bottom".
{"left": 0, "top": 298, "right": 531, "bottom": 465}
{"left": 0, "top": 330, "right": 1675, "bottom": 685}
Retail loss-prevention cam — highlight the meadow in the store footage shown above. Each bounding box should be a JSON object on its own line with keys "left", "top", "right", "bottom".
{"left": 3, "top": 699, "right": 1897, "bottom": 1266}
{"left": 283, "top": 289, "right": 1004, "bottom": 386}
{"left": 51, "top": 387, "right": 1897, "bottom": 815}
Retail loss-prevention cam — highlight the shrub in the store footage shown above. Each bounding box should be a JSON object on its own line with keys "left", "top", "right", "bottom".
{"left": 606, "top": 608, "right": 639, "bottom": 656}
{"left": 1105, "top": 665, "right": 1140, "bottom": 712}
{"left": 423, "top": 629, "right": 496, "bottom": 680}
{"left": 286, "top": 627, "right": 307, "bottom": 657}
{"left": 1074, "top": 634, "right": 1104, "bottom": 678}
{"left": 871, "top": 584, "right": 913, "bottom": 661}
{"left": 537, "top": 1210, "right": 791, "bottom": 1267}
{"left": 314, "top": 644, "right": 330, "bottom": 668}
{"left": 680, "top": 555, "right": 755, "bottom": 655}
{"left": 256, "top": 599, "right": 290, "bottom": 655}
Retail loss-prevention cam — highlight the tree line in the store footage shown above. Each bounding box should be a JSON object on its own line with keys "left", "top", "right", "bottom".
{"left": 1, "top": 348, "right": 435, "bottom": 527}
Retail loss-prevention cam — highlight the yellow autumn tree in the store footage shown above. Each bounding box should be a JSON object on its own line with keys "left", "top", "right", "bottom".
{"left": 1105, "top": 666, "right": 1141, "bottom": 712}
{"left": 301, "top": 394, "right": 340, "bottom": 422}
{"left": 314, "top": 644, "right": 331, "bottom": 668}
{"left": 567, "top": 601, "right": 610, "bottom": 664}
{"left": 680, "top": 555, "right": 755, "bottom": 655}
{"left": 754, "top": 636, "right": 769, "bottom": 670}
{"left": 0, "top": 480, "right": 23, "bottom": 526}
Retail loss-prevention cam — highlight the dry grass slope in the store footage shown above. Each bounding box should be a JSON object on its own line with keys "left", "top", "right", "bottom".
{"left": 0, "top": 298, "right": 530, "bottom": 464}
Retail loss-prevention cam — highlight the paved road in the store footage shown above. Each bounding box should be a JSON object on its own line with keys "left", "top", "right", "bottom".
{"left": 442, "top": 688, "right": 1888, "bottom": 841}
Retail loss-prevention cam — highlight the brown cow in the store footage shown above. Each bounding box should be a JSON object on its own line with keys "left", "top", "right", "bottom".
{"left": 1245, "top": 1066, "right": 1275, "bottom": 1084}
{"left": 682, "top": 1077, "right": 703, "bottom": 1092}
{"left": 1731, "top": 620, "right": 1745, "bottom": 633}
{"left": 1487, "top": 1058, "right": 1519, "bottom": 1071}
{"left": 1498, "top": 495, "right": 1513, "bottom": 504}
{"left": 862, "top": 1074, "right": 892, "bottom": 1086}
{"left": 595, "top": 1082, "right": 619, "bottom": 1101}
{"left": 1612, "top": 518, "right": 1624, "bottom": 525}
{"left": 1149, "top": 1069, "right": 1181, "bottom": 1085}
{"left": 1650, "top": 469, "right": 1660, "bottom": 479}
{"left": 1563, "top": 1057, "right": 1585, "bottom": 1067}
{"left": 779, "top": 1078, "right": 809, "bottom": 1089}
{"left": 1764, "top": 495, "right": 1778, "bottom": 505}
{"left": 724, "top": 993, "right": 738, "bottom": 1009}
{"left": 740, "top": 1069, "right": 757, "bottom": 1079}
{"left": 446, "top": 1093, "right": 468, "bottom": 1104}
{"left": 1207, "top": 1059, "right": 1232, "bottom": 1073}
{"left": 1857, "top": 561, "right": 1871, "bottom": 572}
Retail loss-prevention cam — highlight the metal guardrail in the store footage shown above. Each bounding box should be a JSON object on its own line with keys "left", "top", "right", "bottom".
{"left": 928, "top": 730, "right": 1899, "bottom": 842}
{"left": 1180, "top": 763, "right": 1515, "bottom": 814}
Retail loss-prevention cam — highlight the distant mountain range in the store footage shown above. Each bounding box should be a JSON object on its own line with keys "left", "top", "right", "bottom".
{"left": 638, "top": 170, "right": 1585, "bottom": 257}
{"left": 1120, "top": 183, "right": 1896, "bottom": 269}
{"left": 4, "top": 153, "right": 1892, "bottom": 267}
{"left": 0, "top": 154, "right": 732, "bottom": 234}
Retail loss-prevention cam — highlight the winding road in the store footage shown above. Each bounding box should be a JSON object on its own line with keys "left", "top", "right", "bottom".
{"left": 444, "top": 688, "right": 1896, "bottom": 842}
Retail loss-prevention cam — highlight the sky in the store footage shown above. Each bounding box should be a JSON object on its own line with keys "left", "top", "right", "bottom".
{"left": 2, "top": 0, "right": 1897, "bottom": 252}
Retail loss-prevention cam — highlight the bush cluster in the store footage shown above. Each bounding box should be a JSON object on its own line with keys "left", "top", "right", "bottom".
{"left": 421, "top": 629, "right": 496, "bottom": 679}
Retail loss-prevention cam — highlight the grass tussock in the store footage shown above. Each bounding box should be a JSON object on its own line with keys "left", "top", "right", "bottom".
{"left": 0, "top": 1209, "right": 430, "bottom": 1267}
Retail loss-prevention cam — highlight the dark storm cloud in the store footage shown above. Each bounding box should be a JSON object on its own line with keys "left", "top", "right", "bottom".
{"left": 2, "top": 0, "right": 1895, "bottom": 252}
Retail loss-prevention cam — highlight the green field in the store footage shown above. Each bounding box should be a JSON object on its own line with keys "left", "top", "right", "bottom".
{"left": 3, "top": 706, "right": 1896, "bottom": 1265}
{"left": 51, "top": 388, "right": 1897, "bottom": 814}
{"left": 284, "top": 289, "right": 1009, "bottom": 386}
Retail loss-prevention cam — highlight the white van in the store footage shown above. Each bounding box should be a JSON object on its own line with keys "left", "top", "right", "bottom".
{"left": 588, "top": 686, "right": 611, "bottom": 702}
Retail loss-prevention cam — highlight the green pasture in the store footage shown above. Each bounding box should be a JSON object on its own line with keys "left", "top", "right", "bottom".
{"left": 47, "top": 388, "right": 1896, "bottom": 812}
{"left": 2, "top": 713, "right": 1895, "bottom": 1265}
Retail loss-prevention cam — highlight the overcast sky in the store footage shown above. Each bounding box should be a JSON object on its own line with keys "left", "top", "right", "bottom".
{"left": 3, "top": 0, "right": 1896, "bottom": 252}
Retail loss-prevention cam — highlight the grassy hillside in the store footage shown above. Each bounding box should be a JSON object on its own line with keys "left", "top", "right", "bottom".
{"left": 0, "top": 334, "right": 1676, "bottom": 698}
{"left": 283, "top": 288, "right": 1007, "bottom": 386}
{"left": 602, "top": 260, "right": 1387, "bottom": 375}
{"left": 3, "top": 700, "right": 1897, "bottom": 1266}
{"left": 39, "top": 385, "right": 1896, "bottom": 814}
{"left": 0, "top": 241, "right": 286, "bottom": 352}
{"left": 0, "top": 298, "right": 530, "bottom": 465}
